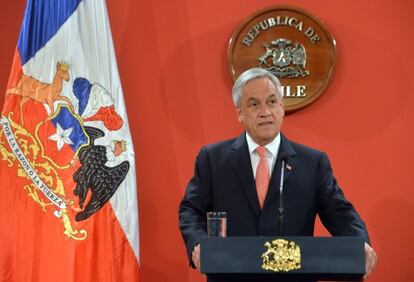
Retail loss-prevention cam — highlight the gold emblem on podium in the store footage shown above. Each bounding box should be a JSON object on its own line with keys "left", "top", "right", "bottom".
{"left": 262, "top": 239, "right": 301, "bottom": 272}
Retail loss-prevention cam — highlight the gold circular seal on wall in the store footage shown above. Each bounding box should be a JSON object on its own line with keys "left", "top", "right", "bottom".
{"left": 228, "top": 6, "right": 336, "bottom": 113}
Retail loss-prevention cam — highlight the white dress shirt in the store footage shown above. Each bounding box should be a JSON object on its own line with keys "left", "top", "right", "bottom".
{"left": 246, "top": 132, "right": 281, "bottom": 177}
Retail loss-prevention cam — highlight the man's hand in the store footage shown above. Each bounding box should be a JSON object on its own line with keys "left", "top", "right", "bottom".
{"left": 192, "top": 244, "right": 201, "bottom": 270}
{"left": 364, "top": 243, "right": 377, "bottom": 279}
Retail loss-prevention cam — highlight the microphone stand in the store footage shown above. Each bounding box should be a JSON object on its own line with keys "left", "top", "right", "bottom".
{"left": 278, "top": 159, "right": 285, "bottom": 236}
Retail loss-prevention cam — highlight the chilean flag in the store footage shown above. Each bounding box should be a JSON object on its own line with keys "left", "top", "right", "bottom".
{"left": 0, "top": 0, "right": 140, "bottom": 281}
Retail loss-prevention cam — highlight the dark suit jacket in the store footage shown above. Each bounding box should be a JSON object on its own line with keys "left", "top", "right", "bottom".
{"left": 179, "top": 133, "right": 369, "bottom": 282}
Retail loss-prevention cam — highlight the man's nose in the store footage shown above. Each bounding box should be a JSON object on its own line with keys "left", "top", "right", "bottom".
{"left": 258, "top": 105, "right": 271, "bottom": 117}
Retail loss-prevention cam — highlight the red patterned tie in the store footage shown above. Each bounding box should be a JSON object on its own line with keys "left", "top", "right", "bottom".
{"left": 256, "top": 146, "right": 270, "bottom": 208}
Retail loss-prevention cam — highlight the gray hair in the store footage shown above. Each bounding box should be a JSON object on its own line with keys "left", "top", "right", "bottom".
{"left": 232, "top": 68, "right": 283, "bottom": 107}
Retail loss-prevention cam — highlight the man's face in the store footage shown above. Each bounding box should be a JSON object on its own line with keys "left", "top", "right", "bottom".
{"left": 236, "top": 78, "right": 284, "bottom": 145}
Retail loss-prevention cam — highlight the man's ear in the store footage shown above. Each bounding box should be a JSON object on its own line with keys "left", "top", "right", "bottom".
{"left": 280, "top": 100, "right": 285, "bottom": 116}
{"left": 236, "top": 107, "right": 243, "bottom": 123}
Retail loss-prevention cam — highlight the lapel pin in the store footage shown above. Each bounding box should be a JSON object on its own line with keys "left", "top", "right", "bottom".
{"left": 286, "top": 164, "right": 292, "bottom": 171}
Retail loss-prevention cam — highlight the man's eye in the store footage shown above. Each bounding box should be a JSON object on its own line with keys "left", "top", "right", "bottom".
{"left": 248, "top": 102, "right": 258, "bottom": 107}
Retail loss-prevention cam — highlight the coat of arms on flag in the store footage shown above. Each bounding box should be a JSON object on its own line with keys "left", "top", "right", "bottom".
{"left": 2, "top": 61, "right": 131, "bottom": 239}
{"left": 0, "top": 0, "right": 139, "bottom": 281}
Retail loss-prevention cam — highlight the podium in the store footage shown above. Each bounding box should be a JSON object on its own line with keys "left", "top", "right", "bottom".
{"left": 200, "top": 237, "right": 365, "bottom": 281}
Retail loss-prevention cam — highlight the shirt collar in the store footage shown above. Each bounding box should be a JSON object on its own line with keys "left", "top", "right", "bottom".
{"left": 245, "top": 132, "right": 281, "bottom": 157}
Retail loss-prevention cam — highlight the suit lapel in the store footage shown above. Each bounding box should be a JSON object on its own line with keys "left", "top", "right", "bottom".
{"left": 229, "top": 133, "right": 297, "bottom": 214}
{"left": 229, "top": 133, "right": 261, "bottom": 215}
{"left": 281, "top": 134, "right": 296, "bottom": 182}
{"left": 264, "top": 134, "right": 296, "bottom": 208}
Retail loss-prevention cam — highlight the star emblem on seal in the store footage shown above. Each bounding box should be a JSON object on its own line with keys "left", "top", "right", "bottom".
{"left": 48, "top": 123, "right": 74, "bottom": 151}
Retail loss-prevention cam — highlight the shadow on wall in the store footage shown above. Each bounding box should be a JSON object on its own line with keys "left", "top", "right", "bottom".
{"left": 285, "top": 23, "right": 410, "bottom": 143}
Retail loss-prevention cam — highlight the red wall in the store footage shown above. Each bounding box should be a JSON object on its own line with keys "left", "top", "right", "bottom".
{"left": 1, "top": 0, "right": 414, "bottom": 281}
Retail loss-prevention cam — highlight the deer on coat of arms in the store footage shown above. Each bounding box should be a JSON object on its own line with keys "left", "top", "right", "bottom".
{"left": 6, "top": 61, "right": 75, "bottom": 125}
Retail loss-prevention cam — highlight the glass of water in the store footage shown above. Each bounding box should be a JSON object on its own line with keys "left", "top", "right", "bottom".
{"left": 207, "top": 211, "right": 227, "bottom": 237}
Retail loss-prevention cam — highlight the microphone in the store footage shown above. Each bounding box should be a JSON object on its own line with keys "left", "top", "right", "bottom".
{"left": 278, "top": 152, "right": 289, "bottom": 236}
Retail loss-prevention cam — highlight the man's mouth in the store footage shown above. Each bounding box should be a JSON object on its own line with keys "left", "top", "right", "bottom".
{"left": 258, "top": 121, "right": 273, "bottom": 126}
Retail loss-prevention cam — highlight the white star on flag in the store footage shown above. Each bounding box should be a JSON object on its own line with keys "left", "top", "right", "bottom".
{"left": 48, "top": 123, "right": 74, "bottom": 151}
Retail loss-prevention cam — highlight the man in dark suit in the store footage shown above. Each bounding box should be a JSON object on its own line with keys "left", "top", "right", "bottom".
{"left": 179, "top": 68, "right": 377, "bottom": 281}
